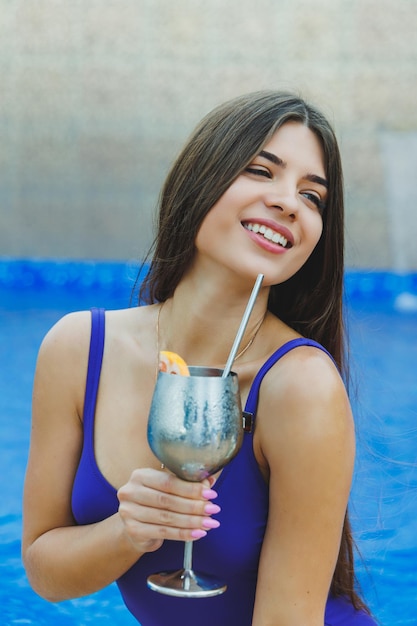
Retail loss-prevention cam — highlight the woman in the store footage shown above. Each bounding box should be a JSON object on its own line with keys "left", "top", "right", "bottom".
{"left": 23, "top": 91, "right": 376, "bottom": 625}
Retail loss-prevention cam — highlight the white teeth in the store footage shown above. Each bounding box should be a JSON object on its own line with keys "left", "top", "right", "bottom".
{"left": 245, "top": 223, "right": 288, "bottom": 248}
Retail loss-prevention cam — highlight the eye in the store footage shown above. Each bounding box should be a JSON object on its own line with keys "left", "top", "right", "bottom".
{"left": 244, "top": 166, "right": 272, "bottom": 179}
{"left": 301, "top": 191, "right": 326, "bottom": 213}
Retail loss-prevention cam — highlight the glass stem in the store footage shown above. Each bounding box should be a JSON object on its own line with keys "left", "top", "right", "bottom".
{"left": 183, "top": 540, "right": 193, "bottom": 572}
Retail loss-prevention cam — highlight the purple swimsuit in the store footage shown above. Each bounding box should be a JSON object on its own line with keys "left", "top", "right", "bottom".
{"left": 71, "top": 309, "right": 376, "bottom": 626}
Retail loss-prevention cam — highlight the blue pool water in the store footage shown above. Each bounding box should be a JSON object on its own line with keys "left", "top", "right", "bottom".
{"left": 1, "top": 260, "right": 416, "bottom": 625}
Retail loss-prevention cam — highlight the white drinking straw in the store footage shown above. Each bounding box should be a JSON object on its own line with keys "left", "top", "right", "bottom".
{"left": 222, "top": 274, "right": 264, "bottom": 378}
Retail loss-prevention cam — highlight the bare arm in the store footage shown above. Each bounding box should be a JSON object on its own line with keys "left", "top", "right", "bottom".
{"left": 22, "top": 312, "right": 217, "bottom": 602}
{"left": 252, "top": 348, "right": 355, "bottom": 626}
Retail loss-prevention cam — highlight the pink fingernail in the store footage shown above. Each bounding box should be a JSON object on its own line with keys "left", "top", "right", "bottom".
{"left": 191, "top": 529, "right": 207, "bottom": 539}
{"left": 204, "top": 503, "right": 221, "bottom": 515}
{"left": 202, "top": 488, "right": 218, "bottom": 500}
{"left": 202, "top": 517, "right": 221, "bottom": 529}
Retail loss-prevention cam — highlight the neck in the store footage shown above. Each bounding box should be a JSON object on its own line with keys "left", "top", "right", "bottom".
{"left": 157, "top": 275, "right": 270, "bottom": 367}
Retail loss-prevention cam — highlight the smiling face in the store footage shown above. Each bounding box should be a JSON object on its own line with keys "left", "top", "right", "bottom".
{"left": 194, "top": 121, "right": 327, "bottom": 287}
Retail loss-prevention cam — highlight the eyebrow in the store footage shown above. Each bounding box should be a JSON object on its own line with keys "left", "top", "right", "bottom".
{"left": 259, "top": 150, "right": 285, "bottom": 167}
{"left": 258, "top": 150, "right": 329, "bottom": 189}
{"left": 305, "top": 173, "right": 329, "bottom": 189}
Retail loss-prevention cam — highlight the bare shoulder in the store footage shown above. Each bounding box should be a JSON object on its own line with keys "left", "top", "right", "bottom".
{"left": 256, "top": 344, "right": 354, "bottom": 466}
{"left": 37, "top": 310, "right": 91, "bottom": 377}
{"left": 33, "top": 311, "right": 94, "bottom": 417}
{"left": 39, "top": 310, "right": 92, "bottom": 357}
{"left": 261, "top": 343, "right": 352, "bottom": 424}
{"left": 98, "top": 305, "right": 158, "bottom": 365}
{"left": 37, "top": 310, "right": 95, "bottom": 374}
{"left": 38, "top": 305, "right": 151, "bottom": 356}
{"left": 38, "top": 305, "right": 156, "bottom": 375}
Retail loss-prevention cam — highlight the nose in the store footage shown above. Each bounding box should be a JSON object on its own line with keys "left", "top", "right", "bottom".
{"left": 263, "top": 186, "right": 298, "bottom": 219}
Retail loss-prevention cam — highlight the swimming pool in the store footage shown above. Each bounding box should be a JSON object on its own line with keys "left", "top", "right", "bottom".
{"left": 1, "top": 260, "right": 416, "bottom": 625}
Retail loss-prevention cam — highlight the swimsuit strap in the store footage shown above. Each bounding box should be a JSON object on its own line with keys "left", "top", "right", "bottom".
{"left": 244, "top": 337, "right": 335, "bottom": 418}
{"left": 84, "top": 308, "right": 106, "bottom": 429}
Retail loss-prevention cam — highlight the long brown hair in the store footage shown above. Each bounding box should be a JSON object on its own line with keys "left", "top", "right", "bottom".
{"left": 139, "top": 90, "right": 369, "bottom": 611}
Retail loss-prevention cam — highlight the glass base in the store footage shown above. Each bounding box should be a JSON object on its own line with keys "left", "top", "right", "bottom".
{"left": 147, "top": 568, "right": 227, "bottom": 598}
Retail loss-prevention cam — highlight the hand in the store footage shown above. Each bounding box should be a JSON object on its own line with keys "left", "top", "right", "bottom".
{"left": 117, "top": 468, "right": 220, "bottom": 554}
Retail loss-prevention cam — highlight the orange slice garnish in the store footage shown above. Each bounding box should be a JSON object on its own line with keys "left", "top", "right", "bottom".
{"left": 159, "top": 351, "right": 190, "bottom": 376}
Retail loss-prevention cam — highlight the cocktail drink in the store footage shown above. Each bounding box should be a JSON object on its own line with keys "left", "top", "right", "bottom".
{"left": 147, "top": 366, "right": 243, "bottom": 597}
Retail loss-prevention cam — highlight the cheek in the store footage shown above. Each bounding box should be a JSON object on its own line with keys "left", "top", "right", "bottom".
{"left": 195, "top": 193, "right": 234, "bottom": 249}
{"left": 195, "top": 209, "right": 219, "bottom": 252}
{"left": 310, "top": 214, "right": 324, "bottom": 248}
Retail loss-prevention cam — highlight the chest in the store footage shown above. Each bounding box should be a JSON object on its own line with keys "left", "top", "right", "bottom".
{"left": 89, "top": 343, "right": 158, "bottom": 488}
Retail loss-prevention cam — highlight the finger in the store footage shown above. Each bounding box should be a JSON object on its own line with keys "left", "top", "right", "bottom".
{"left": 134, "top": 468, "right": 218, "bottom": 502}
{"left": 121, "top": 495, "right": 221, "bottom": 529}
{"left": 118, "top": 479, "right": 221, "bottom": 518}
{"left": 120, "top": 512, "right": 213, "bottom": 546}
{"left": 121, "top": 468, "right": 219, "bottom": 508}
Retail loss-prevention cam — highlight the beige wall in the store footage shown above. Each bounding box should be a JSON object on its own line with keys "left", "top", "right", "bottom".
{"left": 1, "top": 0, "right": 417, "bottom": 268}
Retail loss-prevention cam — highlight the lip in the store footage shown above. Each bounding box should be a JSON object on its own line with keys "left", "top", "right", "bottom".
{"left": 241, "top": 218, "right": 295, "bottom": 248}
